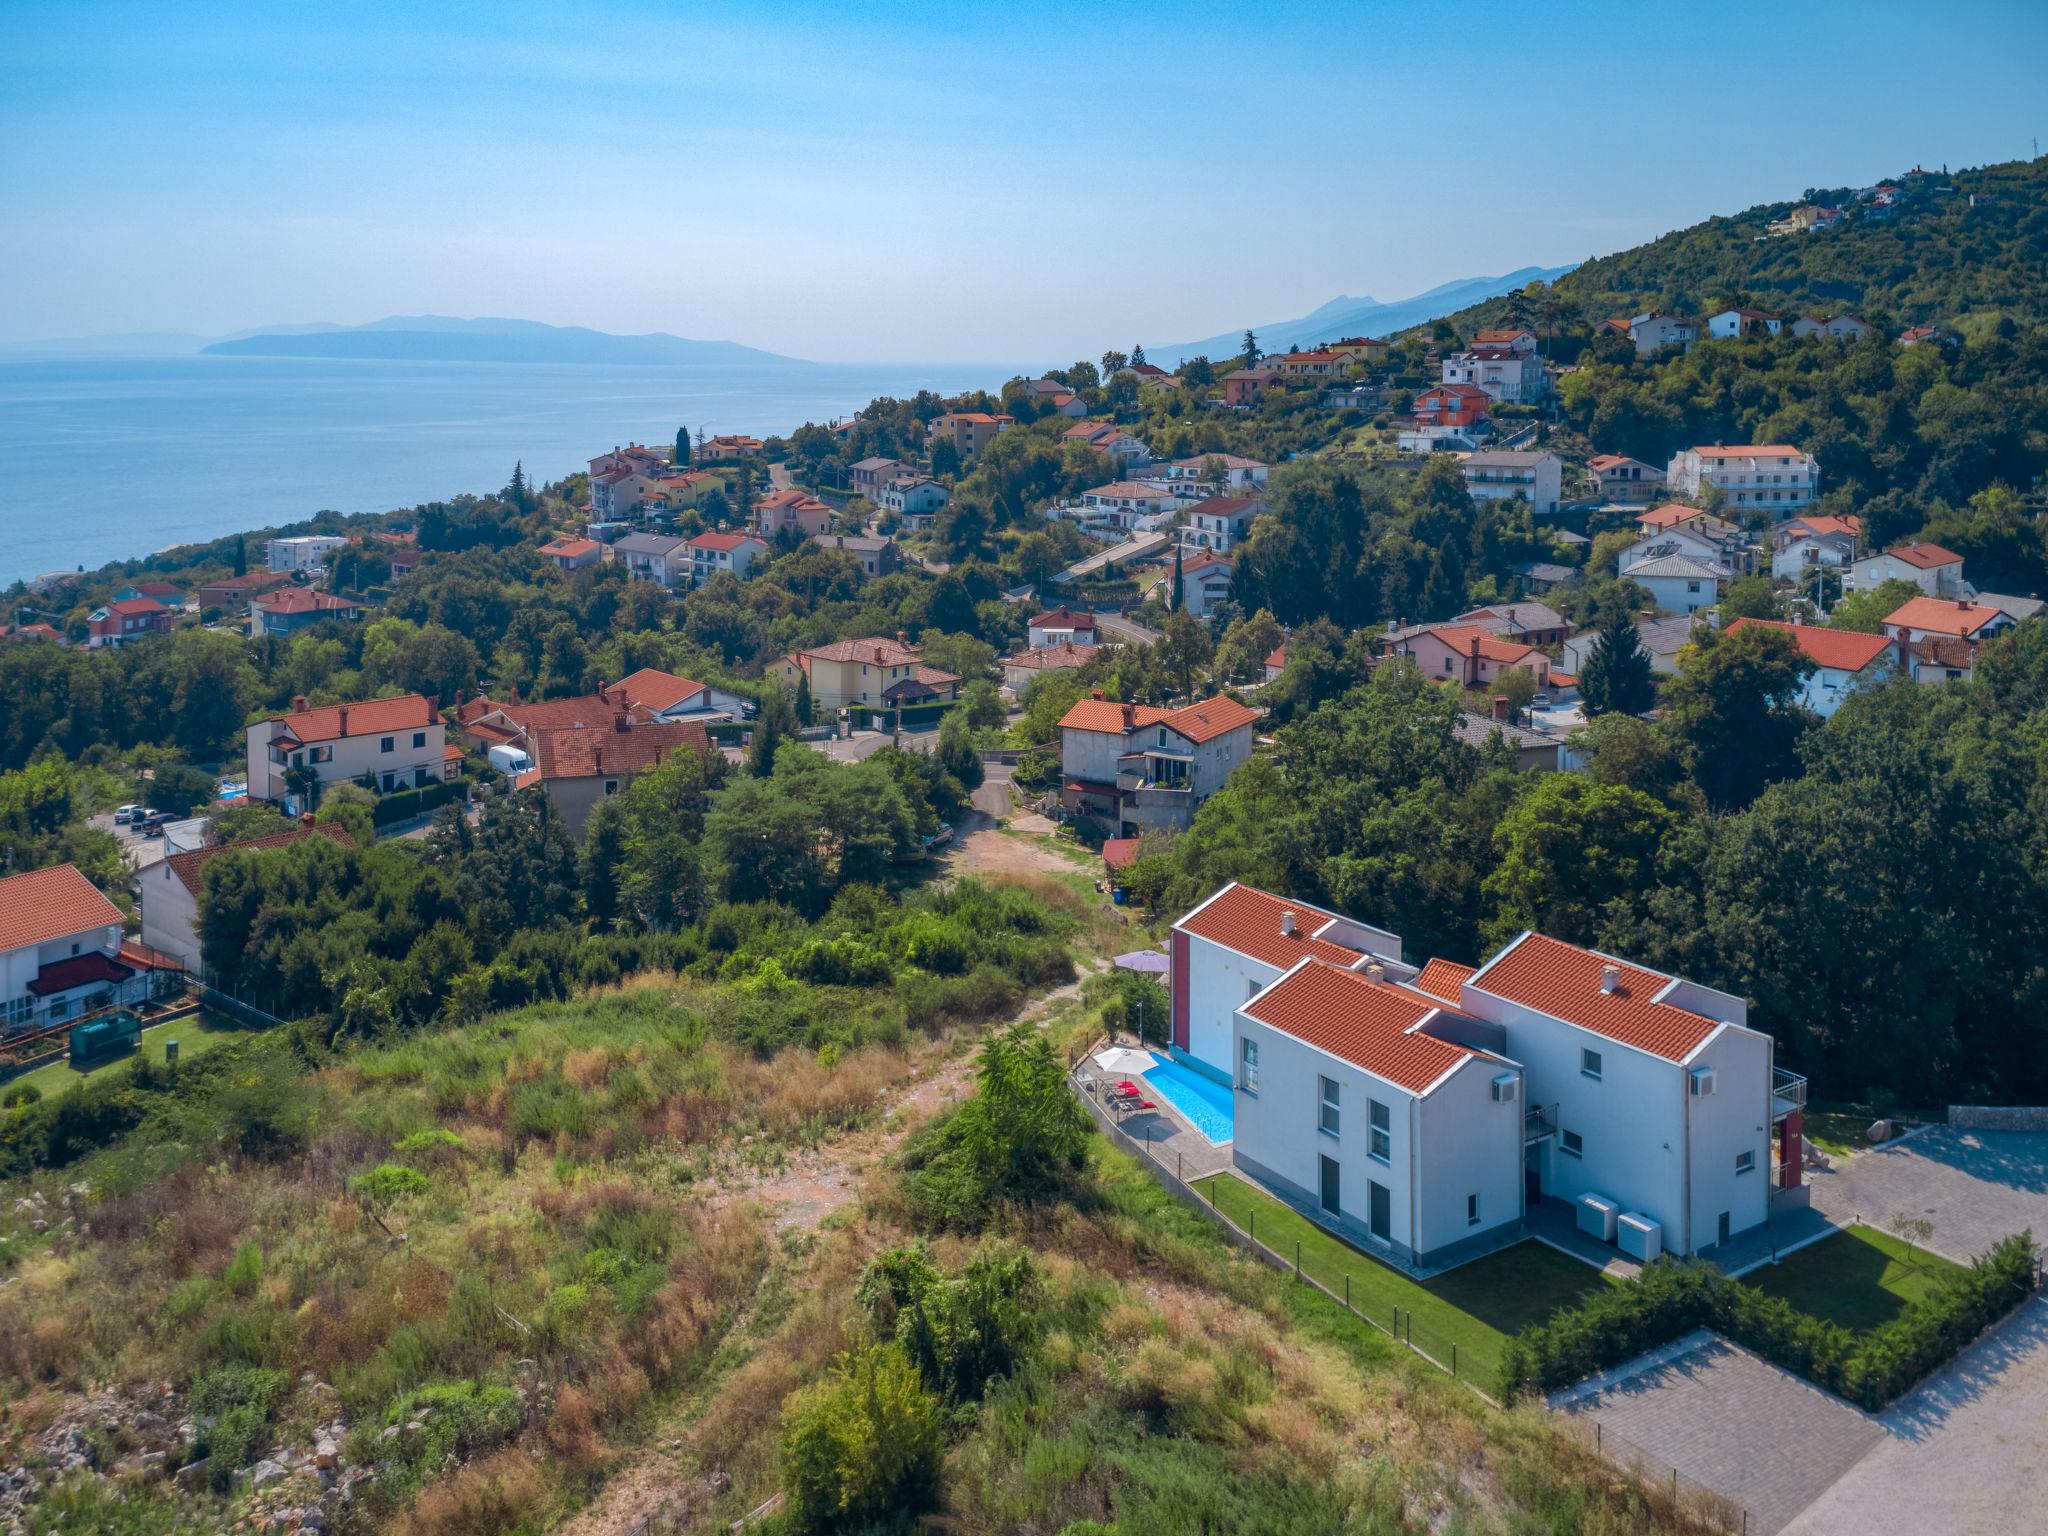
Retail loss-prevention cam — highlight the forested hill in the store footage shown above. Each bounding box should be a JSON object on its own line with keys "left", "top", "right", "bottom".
{"left": 1453, "top": 156, "right": 2048, "bottom": 331}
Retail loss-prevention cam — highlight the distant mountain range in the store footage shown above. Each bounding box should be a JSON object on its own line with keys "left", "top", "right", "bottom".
{"left": 1, "top": 316, "right": 802, "bottom": 365}
{"left": 1154, "top": 267, "right": 1575, "bottom": 365}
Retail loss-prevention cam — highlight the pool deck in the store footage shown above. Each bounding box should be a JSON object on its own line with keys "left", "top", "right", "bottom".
{"left": 1074, "top": 1045, "right": 1235, "bottom": 1181}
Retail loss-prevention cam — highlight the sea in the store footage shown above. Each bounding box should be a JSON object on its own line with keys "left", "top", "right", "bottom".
{"left": 0, "top": 354, "right": 1018, "bottom": 585}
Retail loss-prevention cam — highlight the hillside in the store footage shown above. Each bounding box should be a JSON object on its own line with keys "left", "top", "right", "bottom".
{"left": 203, "top": 316, "right": 802, "bottom": 366}
{"left": 1443, "top": 157, "right": 2048, "bottom": 334}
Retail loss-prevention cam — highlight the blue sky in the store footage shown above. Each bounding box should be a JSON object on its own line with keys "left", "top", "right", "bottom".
{"left": 3, "top": 0, "right": 2043, "bottom": 361}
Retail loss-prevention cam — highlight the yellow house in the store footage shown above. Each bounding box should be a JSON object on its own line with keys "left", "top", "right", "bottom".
{"left": 778, "top": 635, "right": 961, "bottom": 714}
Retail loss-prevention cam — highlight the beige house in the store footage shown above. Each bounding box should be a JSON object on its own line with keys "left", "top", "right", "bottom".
{"left": 777, "top": 636, "right": 961, "bottom": 714}
{"left": 527, "top": 717, "right": 712, "bottom": 836}
{"left": 929, "top": 412, "right": 1011, "bottom": 460}
{"left": 246, "top": 694, "right": 447, "bottom": 808}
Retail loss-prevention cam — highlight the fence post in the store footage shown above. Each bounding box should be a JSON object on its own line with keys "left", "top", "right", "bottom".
{"left": 1294, "top": 1240, "right": 1300, "bottom": 1279}
{"left": 1249, "top": 1210, "right": 1256, "bottom": 1245}
{"left": 1596, "top": 1421, "right": 1602, "bottom": 1453}
{"left": 1345, "top": 1274, "right": 1350, "bottom": 1309}
{"left": 1206, "top": 1179, "right": 1215, "bottom": 1208}
{"left": 1177, "top": 1150, "right": 1182, "bottom": 1182}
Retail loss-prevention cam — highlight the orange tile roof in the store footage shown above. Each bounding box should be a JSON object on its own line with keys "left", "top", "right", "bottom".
{"left": 1101, "top": 837, "right": 1142, "bottom": 870}
{"left": 1176, "top": 883, "right": 1367, "bottom": 972}
{"left": 1059, "top": 698, "right": 1171, "bottom": 734}
{"left": 1638, "top": 503, "right": 1702, "bottom": 528}
{"left": 1880, "top": 541, "right": 1961, "bottom": 570}
{"left": 541, "top": 537, "right": 603, "bottom": 559}
{"left": 1785, "top": 514, "right": 1859, "bottom": 537}
{"left": 531, "top": 719, "right": 710, "bottom": 780}
{"left": 165, "top": 821, "right": 353, "bottom": 898}
{"left": 1413, "top": 958, "right": 1476, "bottom": 1006}
{"left": 253, "top": 588, "right": 361, "bottom": 616}
{"left": 1407, "top": 624, "right": 1543, "bottom": 666}
{"left": 803, "top": 636, "right": 923, "bottom": 667}
{"left": 688, "top": 531, "right": 761, "bottom": 552}
{"left": 1724, "top": 618, "right": 1890, "bottom": 673}
{"left": 1162, "top": 695, "right": 1258, "bottom": 744}
{"left": 1004, "top": 641, "right": 1096, "bottom": 672}
{"left": 1881, "top": 596, "right": 2004, "bottom": 638}
{"left": 1029, "top": 607, "right": 1097, "bottom": 630}
{"left": 616, "top": 667, "right": 707, "bottom": 714}
{"left": 1243, "top": 960, "right": 1475, "bottom": 1095}
{"left": 100, "top": 596, "right": 169, "bottom": 617}
{"left": 265, "top": 693, "right": 436, "bottom": 743}
{"left": 1470, "top": 932, "right": 1720, "bottom": 1063}
{"left": 0, "top": 864, "right": 123, "bottom": 951}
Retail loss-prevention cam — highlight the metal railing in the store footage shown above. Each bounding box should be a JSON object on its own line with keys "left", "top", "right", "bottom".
{"left": 1773, "top": 1067, "right": 1809, "bottom": 1111}
{"left": 1552, "top": 1412, "right": 1751, "bottom": 1534}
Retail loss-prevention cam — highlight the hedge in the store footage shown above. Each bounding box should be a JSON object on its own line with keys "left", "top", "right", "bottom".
{"left": 1499, "top": 1232, "right": 2037, "bottom": 1409}
{"left": 371, "top": 775, "right": 473, "bottom": 827}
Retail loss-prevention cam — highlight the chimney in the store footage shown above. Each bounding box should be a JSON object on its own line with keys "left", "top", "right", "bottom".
{"left": 1601, "top": 964, "right": 1621, "bottom": 994}
{"left": 338, "top": 706, "right": 349, "bottom": 736}
{"left": 1121, "top": 702, "right": 1136, "bottom": 732}
{"left": 1492, "top": 694, "right": 1510, "bottom": 721}
{"left": 1091, "top": 688, "right": 1106, "bottom": 701}
{"left": 614, "top": 710, "right": 630, "bottom": 732}
{"left": 300, "top": 812, "right": 315, "bottom": 827}
{"left": 897, "top": 629, "right": 908, "bottom": 644}
{"left": 292, "top": 695, "right": 308, "bottom": 713}
{"left": 1469, "top": 634, "right": 1481, "bottom": 659}
{"left": 1280, "top": 910, "right": 1297, "bottom": 937}
{"left": 1365, "top": 961, "right": 1385, "bottom": 984}
{"left": 456, "top": 688, "right": 468, "bottom": 706}
{"left": 593, "top": 745, "right": 603, "bottom": 774}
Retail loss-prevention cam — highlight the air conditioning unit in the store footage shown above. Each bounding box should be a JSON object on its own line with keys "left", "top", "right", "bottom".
{"left": 1689, "top": 1067, "right": 1718, "bottom": 1097}
{"left": 1617, "top": 1212, "right": 1663, "bottom": 1262}
{"left": 1578, "top": 1194, "right": 1619, "bottom": 1242}
{"left": 1491, "top": 1073, "right": 1519, "bottom": 1104}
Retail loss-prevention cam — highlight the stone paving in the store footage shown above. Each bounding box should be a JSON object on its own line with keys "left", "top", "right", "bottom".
{"left": 1554, "top": 1331, "right": 1884, "bottom": 1535}
{"left": 1805, "top": 1126, "right": 2048, "bottom": 1265}
{"left": 1071, "top": 1051, "right": 1234, "bottom": 1182}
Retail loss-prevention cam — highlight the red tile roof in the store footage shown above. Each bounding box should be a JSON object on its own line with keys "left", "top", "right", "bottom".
{"left": 1784, "top": 514, "right": 1859, "bottom": 537}
{"left": 1243, "top": 960, "right": 1475, "bottom": 1095}
{"left": 164, "top": 821, "right": 353, "bottom": 898}
{"left": 541, "top": 537, "right": 603, "bottom": 559}
{"left": 0, "top": 864, "right": 123, "bottom": 952}
{"left": 100, "top": 596, "right": 169, "bottom": 618}
{"left": 1029, "top": 607, "right": 1097, "bottom": 630}
{"left": 28, "top": 950, "right": 135, "bottom": 996}
{"left": 1402, "top": 624, "right": 1543, "bottom": 666}
{"left": 616, "top": 667, "right": 707, "bottom": 714}
{"left": 1004, "top": 641, "right": 1096, "bottom": 672}
{"left": 688, "top": 531, "right": 761, "bottom": 553}
{"left": 264, "top": 694, "right": 436, "bottom": 744}
{"left": 1413, "top": 958, "right": 1476, "bottom": 1006}
{"left": 1880, "top": 541, "right": 1961, "bottom": 570}
{"left": 1638, "top": 503, "right": 1703, "bottom": 529}
{"left": 1101, "top": 838, "right": 1142, "bottom": 870}
{"left": 1881, "top": 596, "right": 2004, "bottom": 639}
{"left": 531, "top": 719, "right": 710, "bottom": 780}
{"left": 253, "top": 588, "right": 361, "bottom": 616}
{"left": 1060, "top": 698, "right": 1170, "bottom": 735}
{"left": 1470, "top": 932, "right": 1720, "bottom": 1063}
{"left": 1725, "top": 618, "right": 1890, "bottom": 673}
{"left": 802, "top": 636, "right": 923, "bottom": 667}
{"left": 1176, "top": 883, "right": 1366, "bottom": 972}
{"left": 1058, "top": 693, "right": 1258, "bottom": 745}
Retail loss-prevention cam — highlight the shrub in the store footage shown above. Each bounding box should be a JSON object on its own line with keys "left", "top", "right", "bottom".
{"left": 189, "top": 1364, "right": 290, "bottom": 1487}
{"left": 1, "top": 1083, "right": 41, "bottom": 1109}
{"left": 780, "top": 1343, "right": 944, "bottom": 1531}
{"left": 857, "top": 1240, "right": 1043, "bottom": 1402}
{"left": 354, "top": 1163, "right": 430, "bottom": 1208}
{"left": 1500, "top": 1233, "right": 2038, "bottom": 1410}
{"left": 221, "top": 1241, "right": 264, "bottom": 1297}
{"left": 367, "top": 1380, "right": 524, "bottom": 1503}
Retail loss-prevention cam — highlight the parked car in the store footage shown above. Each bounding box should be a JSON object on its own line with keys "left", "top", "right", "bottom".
{"left": 114, "top": 803, "right": 142, "bottom": 825}
{"left": 138, "top": 810, "right": 172, "bottom": 836}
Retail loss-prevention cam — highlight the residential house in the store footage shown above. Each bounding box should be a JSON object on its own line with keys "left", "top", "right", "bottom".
{"left": 777, "top": 635, "right": 960, "bottom": 715}
{"left": 1456, "top": 931, "right": 1794, "bottom": 1256}
{"left": 1058, "top": 692, "right": 1258, "bottom": 838}
{"left": 813, "top": 532, "right": 901, "bottom": 578}
{"left": 115, "top": 580, "right": 186, "bottom": 607}
{"left": 1968, "top": 592, "right": 2046, "bottom": 625}
{"left": 1044, "top": 390, "right": 1087, "bottom": 419}
{"left": 1384, "top": 625, "right": 1554, "bottom": 691}
{"left": 753, "top": 489, "right": 835, "bottom": 540}
{"left": 1167, "top": 880, "right": 1410, "bottom": 1083}
{"left": 1454, "top": 703, "right": 1575, "bottom": 772}
{"left": 249, "top": 588, "right": 364, "bottom": 638}
{"left": 1062, "top": 420, "right": 1151, "bottom": 464}
{"left": 1001, "top": 640, "right": 1096, "bottom": 693}
{"left": 0, "top": 864, "right": 146, "bottom": 1035}
{"left": 1028, "top": 607, "right": 1097, "bottom": 649}
{"left": 140, "top": 821, "right": 352, "bottom": 973}
{"left": 539, "top": 535, "right": 607, "bottom": 572}
{"left": 1176, "top": 550, "right": 1235, "bottom": 619}
{"left": 1264, "top": 646, "right": 1286, "bottom": 682}
{"left": 1665, "top": 444, "right": 1819, "bottom": 514}
{"left": 636, "top": 470, "right": 724, "bottom": 518}
{"left": 700, "top": 435, "right": 764, "bottom": 460}
{"left": 1846, "top": 541, "right": 1966, "bottom": 598}
{"left": 388, "top": 548, "right": 424, "bottom": 579}
{"left": 1621, "top": 517, "right": 1756, "bottom": 579}
{"left": 686, "top": 530, "right": 768, "bottom": 585}
{"left": 247, "top": 694, "right": 447, "bottom": 807}
{"left": 877, "top": 475, "right": 948, "bottom": 526}
{"left": 1182, "top": 495, "right": 1266, "bottom": 553}
{"left": 1077, "top": 481, "right": 1180, "bottom": 530}
{"left": 1880, "top": 596, "right": 2015, "bottom": 680}
{"left": 196, "top": 571, "right": 291, "bottom": 615}
{"left": 86, "top": 596, "right": 172, "bottom": 649}
{"left": 1563, "top": 614, "right": 1701, "bottom": 678}
{"left": 1458, "top": 451, "right": 1562, "bottom": 514}
{"left": 266, "top": 535, "right": 349, "bottom": 573}
{"left": 614, "top": 667, "right": 754, "bottom": 723}
{"left": 612, "top": 532, "right": 693, "bottom": 589}
{"left": 928, "top": 411, "right": 1011, "bottom": 460}
{"left": 1770, "top": 514, "right": 1861, "bottom": 581}
{"left": 1706, "top": 308, "right": 1782, "bottom": 340}
{"left": 1140, "top": 454, "right": 1270, "bottom": 499}
{"left": 848, "top": 457, "right": 912, "bottom": 500}
{"left": 1622, "top": 553, "right": 1728, "bottom": 615}
{"left": 1789, "top": 314, "right": 1869, "bottom": 341}
{"left": 1441, "top": 337, "right": 1547, "bottom": 402}
{"left": 1513, "top": 562, "right": 1576, "bottom": 595}
{"left": 528, "top": 717, "right": 712, "bottom": 835}
{"left": 1451, "top": 602, "right": 1571, "bottom": 647}
{"left": 1221, "top": 367, "right": 1281, "bottom": 407}
{"left": 1230, "top": 949, "right": 1526, "bottom": 1265}
{"left": 1587, "top": 455, "right": 1666, "bottom": 504}
{"left": 1262, "top": 349, "right": 1346, "bottom": 379}
{"left": 1767, "top": 203, "right": 1841, "bottom": 236}
{"left": 1722, "top": 618, "right": 1891, "bottom": 717}
{"left": 1410, "top": 382, "right": 1491, "bottom": 432}
{"left": 0, "top": 623, "right": 63, "bottom": 643}
{"left": 1897, "top": 326, "right": 1941, "bottom": 347}
{"left": 1628, "top": 312, "right": 1698, "bottom": 356}
{"left": 588, "top": 444, "right": 670, "bottom": 482}
{"left": 1326, "top": 336, "right": 1390, "bottom": 365}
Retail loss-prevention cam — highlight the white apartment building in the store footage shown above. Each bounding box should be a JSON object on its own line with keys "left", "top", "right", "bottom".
{"left": 266, "top": 535, "right": 349, "bottom": 573}
{"left": 1181, "top": 495, "right": 1266, "bottom": 552}
{"left": 1440, "top": 344, "right": 1547, "bottom": 403}
{"left": 1845, "top": 541, "right": 1966, "bottom": 597}
{"left": 246, "top": 694, "right": 448, "bottom": 809}
{"left": 1458, "top": 451, "right": 1562, "bottom": 515}
{"left": 1665, "top": 445, "right": 1819, "bottom": 514}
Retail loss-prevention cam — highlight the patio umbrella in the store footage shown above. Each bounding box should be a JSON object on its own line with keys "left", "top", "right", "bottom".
{"left": 1092, "top": 1045, "right": 1156, "bottom": 1076}
{"left": 1113, "top": 950, "right": 1170, "bottom": 974}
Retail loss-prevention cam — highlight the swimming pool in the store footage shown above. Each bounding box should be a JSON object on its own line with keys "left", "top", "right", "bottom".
{"left": 1142, "top": 1051, "right": 1235, "bottom": 1144}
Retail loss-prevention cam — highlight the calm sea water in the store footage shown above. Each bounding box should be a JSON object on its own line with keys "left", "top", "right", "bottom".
{"left": 0, "top": 354, "right": 1015, "bottom": 584}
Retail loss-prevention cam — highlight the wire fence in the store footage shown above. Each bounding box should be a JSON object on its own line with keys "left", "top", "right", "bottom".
{"left": 1072, "top": 1067, "right": 1756, "bottom": 1536}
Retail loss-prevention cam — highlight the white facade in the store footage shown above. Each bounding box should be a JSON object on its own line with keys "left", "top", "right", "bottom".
{"left": 266, "top": 535, "right": 349, "bottom": 572}
{"left": 1846, "top": 547, "right": 1966, "bottom": 597}
{"left": 1666, "top": 446, "right": 1819, "bottom": 514}
{"left": 1459, "top": 452, "right": 1562, "bottom": 515}
{"left": 246, "top": 698, "right": 447, "bottom": 806}
{"left": 1625, "top": 557, "right": 1726, "bottom": 616}
{"left": 1706, "top": 310, "right": 1783, "bottom": 340}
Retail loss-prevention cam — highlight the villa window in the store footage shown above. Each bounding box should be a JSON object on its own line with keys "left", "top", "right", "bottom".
{"left": 412, "top": 732, "right": 426, "bottom": 748}
{"left": 1562, "top": 1129, "right": 1584, "bottom": 1159}
{"left": 1319, "top": 1077, "right": 1340, "bottom": 1137}
{"left": 380, "top": 736, "right": 394, "bottom": 753}
{"left": 1736, "top": 1150, "right": 1757, "bottom": 1175}
{"left": 1368, "top": 1098, "right": 1391, "bottom": 1163}
{"left": 1581, "top": 1047, "right": 1603, "bottom": 1081}
{"left": 1468, "top": 1193, "right": 1481, "bottom": 1227}
{"left": 1239, "top": 1037, "right": 1259, "bottom": 1092}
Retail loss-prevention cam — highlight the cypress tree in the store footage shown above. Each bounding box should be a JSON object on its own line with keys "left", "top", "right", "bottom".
{"left": 674, "top": 426, "right": 691, "bottom": 466}
{"left": 1580, "top": 612, "right": 1658, "bottom": 716}
{"left": 1170, "top": 540, "right": 1184, "bottom": 611}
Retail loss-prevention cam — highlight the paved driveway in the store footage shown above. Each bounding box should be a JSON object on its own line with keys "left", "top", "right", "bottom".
{"left": 1806, "top": 1126, "right": 2048, "bottom": 1265}
{"left": 1554, "top": 1332, "right": 1882, "bottom": 1535}
{"left": 1784, "top": 1298, "right": 2048, "bottom": 1536}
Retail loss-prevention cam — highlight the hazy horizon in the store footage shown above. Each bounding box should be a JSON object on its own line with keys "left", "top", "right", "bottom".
{"left": 4, "top": 0, "right": 2044, "bottom": 363}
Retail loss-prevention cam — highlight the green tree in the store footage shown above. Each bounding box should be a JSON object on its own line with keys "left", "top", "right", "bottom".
{"left": 1663, "top": 623, "right": 1816, "bottom": 810}
{"left": 1578, "top": 612, "right": 1658, "bottom": 716}
{"left": 780, "top": 1343, "right": 943, "bottom": 1532}
{"left": 1481, "top": 775, "right": 1677, "bottom": 949}
{"left": 928, "top": 435, "right": 962, "bottom": 481}
{"left": 1169, "top": 539, "right": 1184, "bottom": 611}
{"left": 1827, "top": 577, "right": 1924, "bottom": 634}
{"left": 673, "top": 426, "right": 691, "bottom": 466}
{"left": 1718, "top": 574, "right": 1781, "bottom": 622}
{"left": 1241, "top": 329, "right": 1261, "bottom": 364}
{"left": 1156, "top": 609, "right": 1214, "bottom": 698}
{"left": 579, "top": 796, "right": 628, "bottom": 929}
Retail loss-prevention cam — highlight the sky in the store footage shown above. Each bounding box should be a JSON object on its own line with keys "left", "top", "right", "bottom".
{"left": 3, "top": 0, "right": 2044, "bottom": 363}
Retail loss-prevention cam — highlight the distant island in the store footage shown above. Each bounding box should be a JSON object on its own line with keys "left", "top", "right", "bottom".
{"left": 201, "top": 315, "right": 804, "bottom": 365}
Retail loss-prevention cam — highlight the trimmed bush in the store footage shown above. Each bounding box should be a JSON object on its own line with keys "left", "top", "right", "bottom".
{"left": 371, "top": 775, "right": 472, "bottom": 827}
{"left": 1500, "top": 1232, "right": 2036, "bottom": 1409}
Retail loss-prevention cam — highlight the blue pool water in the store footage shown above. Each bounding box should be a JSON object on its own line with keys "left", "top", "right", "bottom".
{"left": 1143, "top": 1052, "right": 1235, "bottom": 1144}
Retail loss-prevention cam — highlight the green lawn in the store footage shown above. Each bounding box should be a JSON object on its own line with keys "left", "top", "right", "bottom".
{"left": 1188, "top": 1172, "right": 1617, "bottom": 1386}
{"left": 1743, "top": 1224, "right": 1964, "bottom": 1333}
{"left": 5, "top": 1011, "right": 246, "bottom": 1103}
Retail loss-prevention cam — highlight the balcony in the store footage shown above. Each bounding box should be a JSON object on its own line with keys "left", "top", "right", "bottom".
{"left": 1116, "top": 769, "right": 1191, "bottom": 795}
{"left": 1773, "top": 1067, "right": 1809, "bottom": 1122}
{"left": 1525, "top": 1102, "right": 1557, "bottom": 1145}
